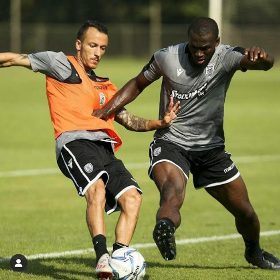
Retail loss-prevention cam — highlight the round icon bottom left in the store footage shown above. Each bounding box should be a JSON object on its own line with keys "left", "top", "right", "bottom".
{"left": 10, "top": 254, "right": 27, "bottom": 272}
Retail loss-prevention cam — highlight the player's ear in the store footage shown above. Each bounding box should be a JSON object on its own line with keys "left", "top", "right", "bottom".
{"left": 215, "top": 36, "right": 220, "bottom": 47}
{"left": 76, "top": 39, "right": 81, "bottom": 51}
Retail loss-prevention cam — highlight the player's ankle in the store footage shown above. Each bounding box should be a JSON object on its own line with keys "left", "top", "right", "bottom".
{"left": 243, "top": 237, "right": 261, "bottom": 255}
{"left": 93, "top": 234, "right": 109, "bottom": 262}
{"left": 113, "top": 242, "right": 128, "bottom": 252}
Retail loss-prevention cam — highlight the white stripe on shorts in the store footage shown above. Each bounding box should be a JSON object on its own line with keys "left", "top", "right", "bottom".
{"left": 61, "top": 144, "right": 108, "bottom": 196}
{"left": 204, "top": 172, "right": 240, "bottom": 189}
{"left": 63, "top": 144, "right": 91, "bottom": 183}
{"left": 60, "top": 152, "right": 81, "bottom": 189}
{"left": 148, "top": 159, "right": 189, "bottom": 180}
{"left": 82, "top": 171, "right": 109, "bottom": 196}
{"left": 106, "top": 185, "right": 141, "bottom": 215}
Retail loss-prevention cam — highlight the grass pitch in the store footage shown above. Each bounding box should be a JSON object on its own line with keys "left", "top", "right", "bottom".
{"left": 0, "top": 58, "right": 280, "bottom": 280}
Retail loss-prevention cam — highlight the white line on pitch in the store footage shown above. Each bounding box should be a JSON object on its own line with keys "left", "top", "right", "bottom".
{"left": 0, "top": 230, "right": 280, "bottom": 263}
{"left": 0, "top": 154, "right": 280, "bottom": 178}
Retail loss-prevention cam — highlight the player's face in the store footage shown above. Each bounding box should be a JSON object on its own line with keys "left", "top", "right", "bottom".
{"left": 76, "top": 27, "right": 108, "bottom": 72}
{"left": 188, "top": 30, "right": 220, "bottom": 68}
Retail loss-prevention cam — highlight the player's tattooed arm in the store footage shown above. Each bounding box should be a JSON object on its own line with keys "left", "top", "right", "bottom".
{"left": 0, "top": 53, "right": 31, "bottom": 68}
{"left": 115, "top": 107, "right": 153, "bottom": 132}
{"left": 115, "top": 97, "right": 180, "bottom": 132}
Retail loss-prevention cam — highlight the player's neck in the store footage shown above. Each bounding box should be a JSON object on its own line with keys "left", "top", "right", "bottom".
{"left": 74, "top": 56, "right": 91, "bottom": 74}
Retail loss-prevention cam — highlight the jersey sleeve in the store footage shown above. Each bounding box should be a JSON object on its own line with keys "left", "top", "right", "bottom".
{"left": 142, "top": 49, "right": 167, "bottom": 82}
{"left": 222, "top": 46, "right": 246, "bottom": 73}
{"left": 28, "top": 51, "right": 72, "bottom": 81}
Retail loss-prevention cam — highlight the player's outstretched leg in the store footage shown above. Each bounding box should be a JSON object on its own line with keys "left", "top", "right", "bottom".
{"left": 206, "top": 176, "right": 280, "bottom": 271}
{"left": 95, "top": 253, "right": 113, "bottom": 279}
{"left": 245, "top": 248, "right": 280, "bottom": 270}
{"left": 153, "top": 218, "right": 176, "bottom": 261}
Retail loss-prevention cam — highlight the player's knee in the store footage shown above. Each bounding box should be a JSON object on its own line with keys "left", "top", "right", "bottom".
{"left": 235, "top": 204, "right": 257, "bottom": 222}
{"left": 85, "top": 182, "right": 106, "bottom": 205}
{"left": 119, "top": 188, "right": 142, "bottom": 213}
{"left": 160, "top": 196, "right": 183, "bottom": 210}
{"left": 126, "top": 190, "right": 142, "bottom": 209}
{"left": 160, "top": 188, "right": 184, "bottom": 208}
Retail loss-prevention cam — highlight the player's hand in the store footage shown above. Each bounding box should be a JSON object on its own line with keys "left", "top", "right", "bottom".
{"left": 161, "top": 97, "right": 180, "bottom": 127}
{"left": 244, "top": 46, "right": 268, "bottom": 63}
{"left": 92, "top": 108, "right": 109, "bottom": 120}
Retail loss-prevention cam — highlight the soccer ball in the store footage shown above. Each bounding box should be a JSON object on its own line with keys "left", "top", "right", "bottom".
{"left": 109, "top": 247, "right": 146, "bottom": 280}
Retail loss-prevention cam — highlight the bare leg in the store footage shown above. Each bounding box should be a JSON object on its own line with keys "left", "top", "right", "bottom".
{"left": 206, "top": 175, "right": 280, "bottom": 270}
{"left": 152, "top": 162, "right": 187, "bottom": 228}
{"left": 115, "top": 188, "right": 142, "bottom": 245}
{"left": 84, "top": 178, "right": 113, "bottom": 278}
{"left": 151, "top": 162, "right": 187, "bottom": 260}
{"left": 205, "top": 176, "right": 260, "bottom": 241}
{"left": 84, "top": 178, "right": 107, "bottom": 237}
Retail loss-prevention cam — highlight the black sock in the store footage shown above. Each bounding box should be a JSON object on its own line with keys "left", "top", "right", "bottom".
{"left": 113, "top": 242, "right": 128, "bottom": 252}
{"left": 92, "top": 234, "right": 108, "bottom": 262}
{"left": 243, "top": 237, "right": 261, "bottom": 255}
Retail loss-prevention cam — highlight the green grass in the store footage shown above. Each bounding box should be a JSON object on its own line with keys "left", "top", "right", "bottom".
{"left": 0, "top": 58, "right": 280, "bottom": 280}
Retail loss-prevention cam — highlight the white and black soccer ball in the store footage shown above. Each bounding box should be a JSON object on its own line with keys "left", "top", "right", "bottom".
{"left": 109, "top": 247, "right": 146, "bottom": 280}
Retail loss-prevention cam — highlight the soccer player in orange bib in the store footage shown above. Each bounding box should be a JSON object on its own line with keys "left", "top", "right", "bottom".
{"left": 0, "top": 20, "right": 179, "bottom": 279}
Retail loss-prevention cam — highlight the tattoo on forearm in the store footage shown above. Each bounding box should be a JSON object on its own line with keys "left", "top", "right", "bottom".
{"left": 116, "top": 109, "right": 150, "bottom": 131}
{"left": 20, "top": 54, "right": 28, "bottom": 60}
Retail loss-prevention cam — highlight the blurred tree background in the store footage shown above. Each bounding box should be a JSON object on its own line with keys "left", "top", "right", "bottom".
{"left": 0, "top": 0, "right": 279, "bottom": 58}
{"left": 0, "top": 0, "right": 208, "bottom": 24}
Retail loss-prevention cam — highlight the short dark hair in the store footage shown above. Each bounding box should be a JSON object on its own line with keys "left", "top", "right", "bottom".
{"left": 77, "top": 20, "right": 108, "bottom": 40}
{"left": 188, "top": 17, "right": 219, "bottom": 39}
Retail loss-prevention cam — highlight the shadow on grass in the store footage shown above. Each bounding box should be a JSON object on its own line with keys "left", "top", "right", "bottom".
{"left": 0, "top": 256, "right": 254, "bottom": 280}
{"left": 0, "top": 256, "right": 96, "bottom": 280}
{"left": 147, "top": 261, "right": 253, "bottom": 270}
{"left": 0, "top": 256, "right": 151, "bottom": 280}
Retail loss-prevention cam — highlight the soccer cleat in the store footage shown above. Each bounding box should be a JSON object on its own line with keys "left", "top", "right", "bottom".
{"left": 95, "top": 253, "right": 113, "bottom": 279}
{"left": 153, "top": 219, "right": 176, "bottom": 261}
{"left": 245, "top": 249, "right": 280, "bottom": 270}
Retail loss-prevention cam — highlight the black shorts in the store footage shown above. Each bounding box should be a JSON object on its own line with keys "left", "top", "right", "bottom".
{"left": 57, "top": 139, "right": 141, "bottom": 214}
{"left": 148, "top": 139, "right": 240, "bottom": 189}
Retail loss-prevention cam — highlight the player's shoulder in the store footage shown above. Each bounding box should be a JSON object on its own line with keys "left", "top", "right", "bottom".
{"left": 213, "top": 44, "right": 242, "bottom": 65}
{"left": 155, "top": 43, "right": 186, "bottom": 57}
{"left": 216, "top": 44, "right": 231, "bottom": 54}
{"left": 166, "top": 43, "right": 186, "bottom": 55}
{"left": 31, "top": 50, "right": 66, "bottom": 60}
{"left": 49, "top": 50, "right": 67, "bottom": 58}
{"left": 214, "top": 44, "right": 246, "bottom": 72}
{"left": 52, "top": 51, "right": 70, "bottom": 64}
{"left": 154, "top": 43, "right": 186, "bottom": 67}
{"left": 216, "top": 44, "right": 245, "bottom": 56}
